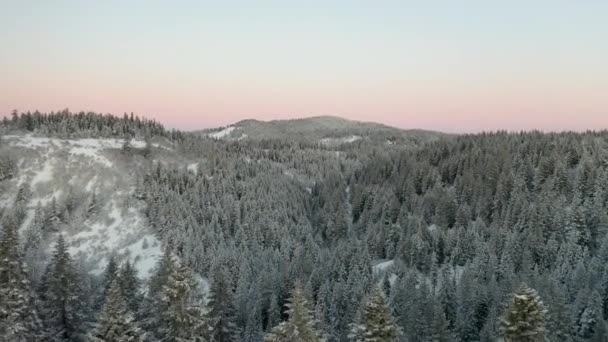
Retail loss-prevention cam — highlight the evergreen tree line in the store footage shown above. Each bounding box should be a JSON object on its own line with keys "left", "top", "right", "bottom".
{"left": 2, "top": 110, "right": 183, "bottom": 141}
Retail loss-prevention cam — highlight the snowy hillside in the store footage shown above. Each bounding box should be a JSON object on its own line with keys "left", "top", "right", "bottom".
{"left": 199, "top": 115, "right": 444, "bottom": 145}
{"left": 0, "top": 134, "right": 163, "bottom": 279}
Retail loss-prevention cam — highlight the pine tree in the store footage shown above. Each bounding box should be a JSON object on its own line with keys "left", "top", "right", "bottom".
{"left": 90, "top": 278, "right": 145, "bottom": 342}
{"left": 40, "top": 234, "right": 87, "bottom": 341}
{"left": 99, "top": 256, "right": 118, "bottom": 306}
{"left": 208, "top": 266, "right": 238, "bottom": 342}
{"left": 265, "top": 285, "right": 325, "bottom": 342}
{"left": 0, "top": 217, "right": 42, "bottom": 341}
{"left": 141, "top": 246, "right": 175, "bottom": 339}
{"left": 117, "top": 260, "right": 142, "bottom": 316}
{"left": 500, "top": 284, "right": 547, "bottom": 342}
{"left": 159, "top": 262, "right": 210, "bottom": 342}
{"left": 430, "top": 301, "right": 452, "bottom": 342}
{"left": 349, "top": 286, "right": 401, "bottom": 342}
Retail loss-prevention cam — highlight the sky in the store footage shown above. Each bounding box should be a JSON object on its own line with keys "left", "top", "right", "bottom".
{"left": 1, "top": 1, "right": 607, "bottom": 133}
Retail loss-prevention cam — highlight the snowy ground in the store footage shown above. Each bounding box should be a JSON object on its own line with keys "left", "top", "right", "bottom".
{"left": 209, "top": 126, "right": 235, "bottom": 139}
{"left": 0, "top": 134, "right": 163, "bottom": 279}
{"left": 320, "top": 135, "right": 361, "bottom": 146}
{"left": 372, "top": 259, "right": 398, "bottom": 285}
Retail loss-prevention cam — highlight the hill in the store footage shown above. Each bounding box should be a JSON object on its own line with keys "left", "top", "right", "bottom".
{"left": 201, "top": 115, "right": 444, "bottom": 146}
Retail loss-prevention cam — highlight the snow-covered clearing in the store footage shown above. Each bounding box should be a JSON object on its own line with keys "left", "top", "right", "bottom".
{"left": 209, "top": 126, "right": 235, "bottom": 139}
{"left": 320, "top": 135, "right": 361, "bottom": 145}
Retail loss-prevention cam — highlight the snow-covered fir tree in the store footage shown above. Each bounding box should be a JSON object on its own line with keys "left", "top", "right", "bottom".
{"left": 500, "top": 284, "right": 547, "bottom": 342}
{"left": 117, "top": 260, "right": 143, "bottom": 317}
{"left": 142, "top": 246, "right": 176, "bottom": 339}
{"left": 90, "top": 278, "right": 145, "bottom": 342}
{"left": 265, "top": 285, "right": 325, "bottom": 342}
{"left": 39, "top": 234, "right": 87, "bottom": 341}
{"left": 349, "top": 286, "right": 401, "bottom": 342}
{"left": 0, "top": 215, "right": 42, "bottom": 341}
{"left": 207, "top": 265, "right": 239, "bottom": 342}
{"left": 159, "top": 261, "right": 210, "bottom": 342}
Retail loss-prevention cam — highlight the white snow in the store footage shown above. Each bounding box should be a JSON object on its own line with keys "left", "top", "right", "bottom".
{"left": 373, "top": 259, "right": 395, "bottom": 274}
{"left": 209, "top": 126, "right": 235, "bottom": 139}
{"left": 320, "top": 135, "right": 361, "bottom": 145}
{"left": 70, "top": 200, "right": 162, "bottom": 279}
{"left": 31, "top": 159, "right": 54, "bottom": 185}
{"left": 187, "top": 163, "right": 199, "bottom": 174}
{"left": 121, "top": 234, "right": 162, "bottom": 278}
{"left": 68, "top": 146, "right": 114, "bottom": 167}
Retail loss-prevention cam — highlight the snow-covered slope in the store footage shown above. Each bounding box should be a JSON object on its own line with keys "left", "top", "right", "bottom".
{"left": 199, "top": 116, "right": 444, "bottom": 146}
{"left": 0, "top": 134, "right": 163, "bottom": 279}
{"left": 208, "top": 126, "right": 236, "bottom": 139}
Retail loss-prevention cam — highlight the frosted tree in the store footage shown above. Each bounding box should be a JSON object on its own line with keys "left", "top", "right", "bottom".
{"left": 349, "top": 286, "right": 401, "bottom": 342}
{"left": 430, "top": 301, "right": 452, "bottom": 342}
{"left": 0, "top": 217, "right": 42, "bottom": 341}
{"left": 40, "top": 234, "right": 87, "bottom": 341}
{"left": 159, "top": 261, "right": 210, "bottom": 342}
{"left": 117, "top": 260, "right": 142, "bottom": 316}
{"left": 141, "top": 245, "right": 175, "bottom": 334}
{"left": 500, "top": 284, "right": 547, "bottom": 342}
{"left": 96, "top": 255, "right": 118, "bottom": 310}
{"left": 265, "top": 285, "right": 325, "bottom": 342}
{"left": 208, "top": 266, "right": 238, "bottom": 342}
{"left": 90, "top": 278, "right": 145, "bottom": 342}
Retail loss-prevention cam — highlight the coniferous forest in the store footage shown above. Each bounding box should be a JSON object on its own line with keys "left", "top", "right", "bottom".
{"left": 2, "top": 111, "right": 608, "bottom": 341}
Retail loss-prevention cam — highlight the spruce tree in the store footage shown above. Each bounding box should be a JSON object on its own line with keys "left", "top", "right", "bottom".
{"left": 265, "top": 285, "right": 325, "bottom": 342}
{"left": 141, "top": 245, "right": 174, "bottom": 336}
{"left": 500, "top": 284, "right": 547, "bottom": 342}
{"left": 90, "top": 278, "right": 145, "bottom": 342}
{"left": 117, "top": 260, "right": 142, "bottom": 316}
{"left": 97, "top": 255, "right": 118, "bottom": 310}
{"left": 0, "top": 217, "right": 42, "bottom": 341}
{"left": 208, "top": 266, "right": 238, "bottom": 342}
{"left": 349, "top": 287, "right": 401, "bottom": 342}
{"left": 430, "top": 301, "right": 452, "bottom": 342}
{"left": 40, "top": 234, "right": 86, "bottom": 341}
{"left": 159, "top": 261, "right": 210, "bottom": 342}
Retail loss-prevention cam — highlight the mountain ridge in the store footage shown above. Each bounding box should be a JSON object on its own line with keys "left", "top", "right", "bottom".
{"left": 201, "top": 115, "right": 445, "bottom": 145}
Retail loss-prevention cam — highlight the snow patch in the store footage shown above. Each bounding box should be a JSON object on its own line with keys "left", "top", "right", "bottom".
{"left": 31, "top": 159, "right": 54, "bottom": 185}
{"left": 320, "top": 135, "right": 361, "bottom": 145}
{"left": 187, "top": 163, "right": 199, "bottom": 174}
{"left": 373, "top": 259, "right": 395, "bottom": 274}
{"left": 209, "top": 126, "right": 235, "bottom": 139}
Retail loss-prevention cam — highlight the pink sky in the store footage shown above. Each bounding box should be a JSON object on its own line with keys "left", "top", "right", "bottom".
{"left": 1, "top": 2, "right": 607, "bottom": 133}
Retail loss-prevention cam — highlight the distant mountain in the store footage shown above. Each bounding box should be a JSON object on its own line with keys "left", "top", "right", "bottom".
{"left": 201, "top": 115, "right": 445, "bottom": 146}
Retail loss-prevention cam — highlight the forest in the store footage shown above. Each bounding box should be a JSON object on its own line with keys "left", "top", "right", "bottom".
{"left": 1, "top": 111, "right": 608, "bottom": 341}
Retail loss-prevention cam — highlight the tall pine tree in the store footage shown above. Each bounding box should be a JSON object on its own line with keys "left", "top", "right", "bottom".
{"left": 0, "top": 216, "right": 42, "bottom": 341}
{"left": 159, "top": 261, "right": 210, "bottom": 342}
{"left": 208, "top": 266, "right": 238, "bottom": 342}
{"left": 500, "top": 284, "right": 547, "bottom": 342}
{"left": 265, "top": 285, "right": 325, "bottom": 342}
{"left": 90, "top": 278, "right": 145, "bottom": 342}
{"left": 40, "top": 234, "right": 87, "bottom": 341}
{"left": 349, "top": 286, "right": 401, "bottom": 342}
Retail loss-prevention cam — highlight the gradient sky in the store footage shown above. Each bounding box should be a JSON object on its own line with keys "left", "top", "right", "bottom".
{"left": 1, "top": 1, "right": 607, "bottom": 132}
